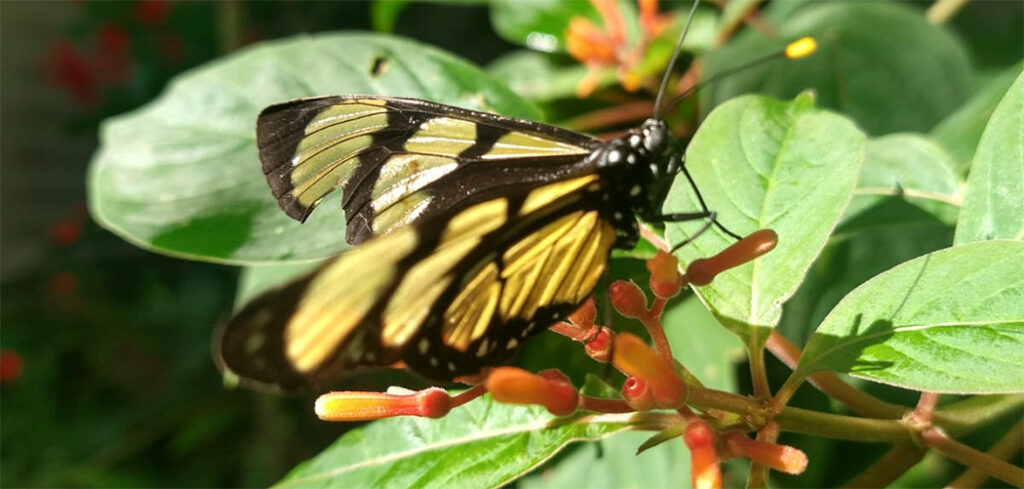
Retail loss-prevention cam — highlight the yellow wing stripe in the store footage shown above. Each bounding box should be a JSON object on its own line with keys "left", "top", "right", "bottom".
{"left": 441, "top": 198, "right": 508, "bottom": 242}
{"left": 403, "top": 117, "right": 478, "bottom": 155}
{"left": 443, "top": 263, "right": 501, "bottom": 351}
{"left": 481, "top": 131, "right": 591, "bottom": 160}
{"left": 381, "top": 198, "right": 508, "bottom": 348}
{"left": 371, "top": 154, "right": 459, "bottom": 212}
{"left": 518, "top": 174, "right": 598, "bottom": 217}
{"left": 285, "top": 228, "right": 419, "bottom": 373}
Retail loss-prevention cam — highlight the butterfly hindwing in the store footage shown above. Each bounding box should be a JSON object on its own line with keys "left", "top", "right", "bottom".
{"left": 219, "top": 175, "right": 622, "bottom": 388}
{"left": 257, "top": 95, "right": 602, "bottom": 245}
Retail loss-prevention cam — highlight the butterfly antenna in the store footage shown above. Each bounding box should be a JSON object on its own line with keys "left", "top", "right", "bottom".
{"left": 652, "top": 0, "right": 702, "bottom": 119}
{"left": 662, "top": 36, "right": 818, "bottom": 115}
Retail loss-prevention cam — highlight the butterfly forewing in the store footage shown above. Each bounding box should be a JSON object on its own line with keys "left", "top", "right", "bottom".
{"left": 256, "top": 95, "right": 601, "bottom": 244}
{"left": 219, "top": 175, "right": 620, "bottom": 388}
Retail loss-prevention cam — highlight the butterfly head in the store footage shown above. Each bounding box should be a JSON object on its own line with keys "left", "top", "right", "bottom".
{"left": 608, "top": 118, "right": 679, "bottom": 219}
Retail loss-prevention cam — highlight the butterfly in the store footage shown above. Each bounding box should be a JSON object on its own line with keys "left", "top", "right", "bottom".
{"left": 217, "top": 5, "right": 742, "bottom": 390}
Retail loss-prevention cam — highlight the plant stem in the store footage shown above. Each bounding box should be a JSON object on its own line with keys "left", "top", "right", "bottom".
{"left": 641, "top": 298, "right": 674, "bottom": 360}
{"left": 935, "top": 394, "right": 1024, "bottom": 435}
{"left": 913, "top": 392, "right": 940, "bottom": 424}
{"left": 922, "top": 426, "right": 1024, "bottom": 487}
{"left": 748, "top": 343, "right": 771, "bottom": 399}
{"left": 774, "top": 406, "right": 913, "bottom": 443}
{"left": 841, "top": 443, "right": 927, "bottom": 488}
{"left": 579, "top": 395, "right": 635, "bottom": 413}
{"left": 947, "top": 418, "right": 1024, "bottom": 488}
{"left": 766, "top": 331, "right": 905, "bottom": 418}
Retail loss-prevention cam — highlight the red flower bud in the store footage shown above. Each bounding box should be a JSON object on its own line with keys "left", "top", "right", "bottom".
{"left": 610, "top": 280, "right": 647, "bottom": 319}
{"left": 611, "top": 333, "right": 685, "bottom": 408}
{"left": 315, "top": 387, "right": 451, "bottom": 422}
{"left": 621, "top": 376, "right": 655, "bottom": 411}
{"left": 722, "top": 432, "right": 808, "bottom": 475}
{"left": 686, "top": 229, "right": 778, "bottom": 286}
{"left": 583, "top": 327, "right": 613, "bottom": 363}
{"left": 487, "top": 367, "right": 579, "bottom": 416}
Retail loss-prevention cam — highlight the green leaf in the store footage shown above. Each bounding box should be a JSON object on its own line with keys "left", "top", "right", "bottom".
{"left": 665, "top": 94, "right": 865, "bottom": 349}
{"left": 519, "top": 431, "right": 690, "bottom": 489}
{"left": 275, "top": 398, "right": 632, "bottom": 489}
{"left": 954, "top": 69, "right": 1024, "bottom": 245}
{"left": 487, "top": 50, "right": 595, "bottom": 103}
{"left": 779, "top": 214, "right": 954, "bottom": 348}
{"left": 796, "top": 241, "right": 1024, "bottom": 394}
{"left": 843, "top": 134, "right": 962, "bottom": 229}
{"left": 87, "top": 33, "right": 541, "bottom": 264}
{"left": 702, "top": 2, "right": 973, "bottom": 135}
{"left": 663, "top": 295, "right": 745, "bottom": 392}
{"left": 931, "top": 62, "right": 1023, "bottom": 173}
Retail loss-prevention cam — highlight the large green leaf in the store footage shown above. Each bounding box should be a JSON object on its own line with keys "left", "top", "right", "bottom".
{"left": 665, "top": 94, "right": 865, "bottom": 349}
{"left": 843, "top": 133, "right": 962, "bottom": 229}
{"left": 702, "top": 2, "right": 973, "bottom": 135}
{"left": 88, "top": 33, "right": 541, "bottom": 264}
{"left": 796, "top": 241, "right": 1024, "bottom": 394}
{"left": 931, "top": 62, "right": 1023, "bottom": 173}
{"left": 519, "top": 431, "right": 691, "bottom": 489}
{"left": 954, "top": 70, "right": 1024, "bottom": 245}
{"left": 275, "top": 397, "right": 634, "bottom": 489}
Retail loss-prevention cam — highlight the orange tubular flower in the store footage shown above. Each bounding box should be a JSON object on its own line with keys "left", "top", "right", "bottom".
{"left": 686, "top": 229, "right": 778, "bottom": 286}
{"left": 611, "top": 333, "right": 686, "bottom": 408}
{"left": 685, "top": 421, "right": 723, "bottom": 489}
{"left": 722, "top": 432, "right": 808, "bottom": 475}
{"left": 486, "top": 367, "right": 579, "bottom": 416}
{"left": 315, "top": 387, "right": 452, "bottom": 422}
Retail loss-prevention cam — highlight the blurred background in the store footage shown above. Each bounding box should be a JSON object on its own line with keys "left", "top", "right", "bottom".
{"left": 1, "top": 1, "right": 1021, "bottom": 487}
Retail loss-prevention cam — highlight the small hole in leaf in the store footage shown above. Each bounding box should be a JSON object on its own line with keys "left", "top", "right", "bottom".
{"left": 370, "top": 56, "right": 389, "bottom": 78}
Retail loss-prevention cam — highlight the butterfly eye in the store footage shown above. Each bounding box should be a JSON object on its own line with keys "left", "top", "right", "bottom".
{"left": 642, "top": 119, "right": 668, "bottom": 156}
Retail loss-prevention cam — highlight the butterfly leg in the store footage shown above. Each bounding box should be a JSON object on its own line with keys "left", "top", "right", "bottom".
{"left": 676, "top": 159, "right": 743, "bottom": 241}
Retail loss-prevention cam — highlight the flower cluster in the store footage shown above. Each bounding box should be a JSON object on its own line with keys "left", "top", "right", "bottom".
{"left": 565, "top": 0, "right": 674, "bottom": 96}
{"left": 315, "top": 228, "right": 801, "bottom": 488}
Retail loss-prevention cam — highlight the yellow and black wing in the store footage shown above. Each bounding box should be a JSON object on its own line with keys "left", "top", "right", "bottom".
{"left": 257, "top": 95, "right": 603, "bottom": 244}
{"left": 219, "top": 175, "right": 619, "bottom": 388}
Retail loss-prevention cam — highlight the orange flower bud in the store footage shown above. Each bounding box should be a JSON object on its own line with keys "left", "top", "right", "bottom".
{"left": 568, "top": 298, "right": 597, "bottom": 327}
{"left": 315, "top": 387, "right": 451, "bottom": 422}
{"left": 621, "top": 376, "right": 656, "bottom": 411}
{"left": 611, "top": 333, "right": 685, "bottom": 408}
{"left": 647, "top": 250, "right": 684, "bottom": 298}
{"left": 487, "top": 367, "right": 579, "bottom": 416}
{"left": 686, "top": 229, "right": 778, "bottom": 286}
{"left": 610, "top": 280, "right": 648, "bottom": 318}
{"left": 722, "top": 432, "right": 808, "bottom": 475}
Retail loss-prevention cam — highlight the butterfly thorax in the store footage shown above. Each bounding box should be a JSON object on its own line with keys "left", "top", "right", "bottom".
{"left": 591, "top": 118, "right": 677, "bottom": 248}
